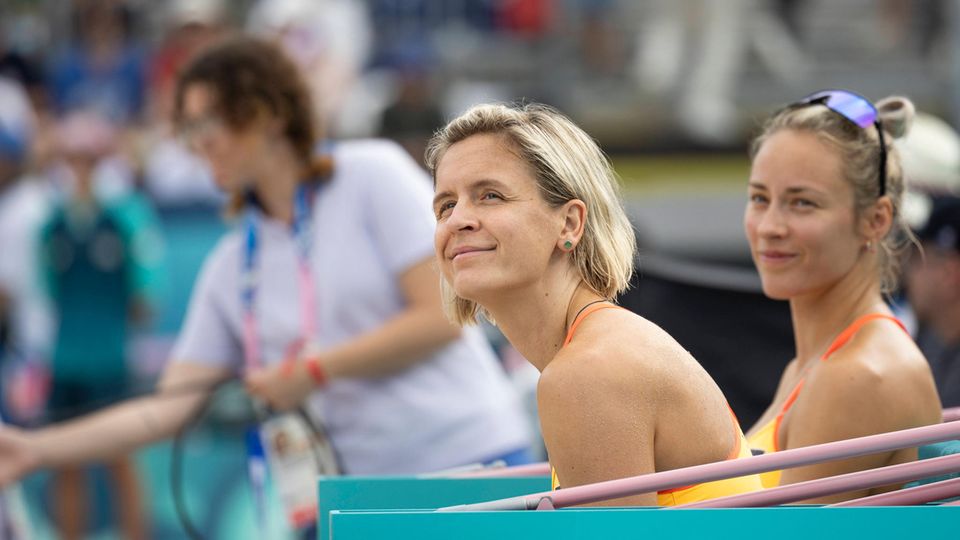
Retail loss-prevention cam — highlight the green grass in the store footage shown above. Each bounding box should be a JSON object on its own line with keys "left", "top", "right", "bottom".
{"left": 611, "top": 155, "right": 751, "bottom": 195}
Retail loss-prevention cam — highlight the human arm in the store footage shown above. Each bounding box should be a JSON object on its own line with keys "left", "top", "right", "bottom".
{"left": 246, "top": 256, "right": 460, "bottom": 409}
{"left": 0, "top": 360, "right": 230, "bottom": 487}
{"left": 536, "top": 346, "right": 658, "bottom": 507}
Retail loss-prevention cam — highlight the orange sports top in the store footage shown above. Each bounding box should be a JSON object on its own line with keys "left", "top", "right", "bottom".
{"left": 746, "top": 313, "right": 908, "bottom": 488}
{"left": 549, "top": 302, "right": 764, "bottom": 506}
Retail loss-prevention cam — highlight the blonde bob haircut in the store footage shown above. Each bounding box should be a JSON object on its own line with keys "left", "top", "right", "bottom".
{"left": 425, "top": 102, "right": 636, "bottom": 326}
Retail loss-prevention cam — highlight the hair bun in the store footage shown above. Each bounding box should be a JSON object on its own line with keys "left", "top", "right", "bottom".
{"left": 875, "top": 96, "right": 915, "bottom": 140}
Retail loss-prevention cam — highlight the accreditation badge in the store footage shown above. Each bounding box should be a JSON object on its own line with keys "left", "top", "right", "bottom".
{"left": 261, "top": 411, "right": 340, "bottom": 528}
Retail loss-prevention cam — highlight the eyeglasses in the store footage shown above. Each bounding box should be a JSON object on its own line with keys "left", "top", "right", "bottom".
{"left": 792, "top": 89, "right": 887, "bottom": 197}
{"left": 176, "top": 113, "right": 225, "bottom": 149}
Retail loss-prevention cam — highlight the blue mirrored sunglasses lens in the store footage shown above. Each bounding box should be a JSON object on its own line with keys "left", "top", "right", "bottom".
{"left": 809, "top": 90, "right": 877, "bottom": 128}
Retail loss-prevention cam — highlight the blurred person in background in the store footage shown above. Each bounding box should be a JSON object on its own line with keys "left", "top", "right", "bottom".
{"left": 378, "top": 59, "right": 444, "bottom": 167}
{"left": 142, "top": 0, "right": 227, "bottom": 206}
{"left": 0, "top": 38, "right": 530, "bottom": 538}
{"left": 905, "top": 196, "right": 960, "bottom": 408}
{"left": 49, "top": 0, "right": 146, "bottom": 126}
{"left": 0, "top": 77, "right": 51, "bottom": 425}
{"left": 744, "top": 90, "right": 942, "bottom": 501}
{"left": 0, "top": 19, "right": 47, "bottom": 113}
{"left": 39, "top": 109, "right": 164, "bottom": 540}
{"left": 246, "top": 0, "right": 375, "bottom": 138}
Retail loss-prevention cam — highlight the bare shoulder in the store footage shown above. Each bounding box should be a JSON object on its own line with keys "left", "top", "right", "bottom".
{"left": 796, "top": 318, "right": 942, "bottom": 435}
{"left": 538, "top": 307, "right": 705, "bottom": 414}
{"left": 822, "top": 317, "right": 935, "bottom": 395}
{"left": 545, "top": 308, "right": 687, "bottom": 383}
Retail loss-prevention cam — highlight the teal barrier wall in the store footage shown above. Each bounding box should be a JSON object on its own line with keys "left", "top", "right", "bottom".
{"left": 329, "top": 506, "right": 960, "bottom": 540}
{"left": 318, "top": 476, "right": 550, "bottom": 540}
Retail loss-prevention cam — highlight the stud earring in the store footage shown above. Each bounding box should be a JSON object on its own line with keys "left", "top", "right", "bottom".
{"left": 564, "top": 240, "right": 573, "bottom": 250}
{"left": 866, "top": 240, "right": 873, "bottom": 251}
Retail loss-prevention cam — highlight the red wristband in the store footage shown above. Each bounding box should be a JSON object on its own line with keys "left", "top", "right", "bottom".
{"left": 305, "top": 356, "right": 327, "bottom": 387}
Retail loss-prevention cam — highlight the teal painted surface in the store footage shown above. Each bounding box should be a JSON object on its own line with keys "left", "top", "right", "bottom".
{"left": 329, "top": 506, "right": 960, "bottom": 540}
{"left": 151, "top": 206, "right": 227, "bottom": 333}
{"left": 318, "top": 476, "right": 550, "bottom": 540}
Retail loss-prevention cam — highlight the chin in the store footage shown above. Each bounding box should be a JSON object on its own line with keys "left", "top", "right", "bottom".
{"left": 759, "top": 280, "right": 796, "bottom": 301}
{"left": 450, "top": 273, "right": 501, "bottom": 304}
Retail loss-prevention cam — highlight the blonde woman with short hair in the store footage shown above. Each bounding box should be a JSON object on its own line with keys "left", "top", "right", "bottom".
{"left": 428, "top": 103, "right": 763, "bottom": 506}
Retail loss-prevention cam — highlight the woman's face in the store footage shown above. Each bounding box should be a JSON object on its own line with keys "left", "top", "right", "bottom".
{"left": 179, "top": 83, "right": 266, "bottom": 192}
{"left": 433, "top": 133, "right": 568, "bottom": 303}
{"left": 744, "top": 129, "right": 867, "bottom": 300}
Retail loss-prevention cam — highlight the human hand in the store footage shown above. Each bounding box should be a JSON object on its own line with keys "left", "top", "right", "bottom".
{"left": 245, "top": 354, "right": 321, "bottom": 412}
{"left": 0, "top": 425, "right": 41, "bottom": 487}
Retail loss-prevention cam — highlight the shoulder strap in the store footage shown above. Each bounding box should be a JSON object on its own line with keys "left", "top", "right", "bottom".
{"left": 562, "top": 303, "right": 623, "bottom": 347}
{"left": 822, "top": 313, "right": 907, "bottom": 361}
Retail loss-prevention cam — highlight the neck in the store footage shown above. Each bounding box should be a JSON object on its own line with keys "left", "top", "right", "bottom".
{"left": 484, "top": 265, "right": 601, "bottom": 372}
{"left": 789, "top": 258, "right": 887, "bottom": 365}
{"left": 250, "top": 141, "right": 303, "bottom": 224}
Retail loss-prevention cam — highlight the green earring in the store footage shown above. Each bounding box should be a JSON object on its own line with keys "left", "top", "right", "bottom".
{"left": 564, "top": 240, "right": 573, "bottom": 250}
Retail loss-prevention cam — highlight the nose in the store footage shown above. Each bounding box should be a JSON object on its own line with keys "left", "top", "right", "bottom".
{"left": 755, "top": 204, "right": 787, "bottom": 239}
{"left": 445, "top": 200, "right": 479, "bottom": 232}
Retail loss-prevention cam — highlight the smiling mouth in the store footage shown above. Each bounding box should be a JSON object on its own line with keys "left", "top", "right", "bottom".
{"left": 451, "top": 248, "right": 495, "bottom": 261}
{"left": 758, "top": 252, "right": 796, "bottom": 264}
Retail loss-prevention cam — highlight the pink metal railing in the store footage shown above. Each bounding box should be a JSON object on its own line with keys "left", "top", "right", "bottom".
{"left": 676, "top": 453, "right": 960, "bottom": 508}
{"left": 828, "top": 476, "right": 960, "bottom": 507}
{"left": 438, "top": 420, "right": 960, "bottom": 511}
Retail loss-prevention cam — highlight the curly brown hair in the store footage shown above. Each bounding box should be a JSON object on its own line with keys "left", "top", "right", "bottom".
{"left": 173, "top": 36, "right": 332, "bottom": 214}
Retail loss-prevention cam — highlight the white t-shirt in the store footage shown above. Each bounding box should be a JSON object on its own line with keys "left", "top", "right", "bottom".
{"left": 172, "top": 139, "right": 530, "bottom": 474}
{"left": 0, "top": 178, "right": 52, "bottom": 355}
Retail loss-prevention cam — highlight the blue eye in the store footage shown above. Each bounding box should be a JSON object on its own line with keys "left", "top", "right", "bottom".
{"left": 481, "top": 192, "right": 503, "bottom": 201}
{"left": 436, "top": 201, "right": 455, "bottom": 219}
{"left": 749, "top": 193, "right": 768, "bottom": 204}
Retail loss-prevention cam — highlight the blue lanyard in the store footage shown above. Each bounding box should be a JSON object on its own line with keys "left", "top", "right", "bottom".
{"left": 240, "top": 183, "right": 317, "bottom": 535}
{"left": 240, "top": 183, "right": 317, "bottom": 371}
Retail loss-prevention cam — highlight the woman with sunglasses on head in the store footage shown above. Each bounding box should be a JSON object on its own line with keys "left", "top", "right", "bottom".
{"left": 429, "top": 103, "right": 764, "bottom": 506}
{"left": 744, "top": 90, "right": 942, "bottom": 501}
{"left": 0, "top": 37, "right": 531, "bottom": 531}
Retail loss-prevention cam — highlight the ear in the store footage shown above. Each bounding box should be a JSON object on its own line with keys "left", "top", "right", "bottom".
{"left": 859, "top": 196, "right": 894, "bottom": 245}
{"left": 557, "top": 199, "right": 587, "bottom": 250}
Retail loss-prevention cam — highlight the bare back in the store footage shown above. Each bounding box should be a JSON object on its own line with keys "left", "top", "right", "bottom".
{"left": 538, "top": 305, "right": 742, "bottom": 505}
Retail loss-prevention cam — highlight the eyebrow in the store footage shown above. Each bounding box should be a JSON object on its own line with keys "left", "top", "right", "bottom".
{"left": 748, "top": 182, "right": 823, "bottom": 196}
{"left": 432, "top": 190, "right": 452, "bottom": 208}
{"left": 432, "top": 178, "right": 510, "bottom": 207}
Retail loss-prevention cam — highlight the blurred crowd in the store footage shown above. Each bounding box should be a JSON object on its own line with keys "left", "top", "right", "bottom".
{"left": 0, "top": 0, "right": 959, "bottom": 538}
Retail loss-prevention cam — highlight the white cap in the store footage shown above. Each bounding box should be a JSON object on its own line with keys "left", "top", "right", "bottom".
{"left": 896, "top": 112, "right": 960, "bottom": 194}
{"left": 0, "top": 77, "right": 35, "bottom": 160}
{"left": 169, "top": 0, "right": 225, "bottom": 27}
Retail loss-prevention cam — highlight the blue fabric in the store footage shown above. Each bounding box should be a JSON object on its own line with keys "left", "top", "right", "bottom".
{"left": 904, "top": 440, "right": 960, "bottom": 493}
{"left": 0, "top": 127, "right": 26, "bottom": 161}
{"left": 481, "top": 446, "right": 535, "bottom": 467}
{"left": 49, "top": 45, "right": 146, "bottom": 123}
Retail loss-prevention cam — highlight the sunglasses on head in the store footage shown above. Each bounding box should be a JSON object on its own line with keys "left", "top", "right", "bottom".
{"left": 791, "top": 89, "right": 887, "bottom": 197}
